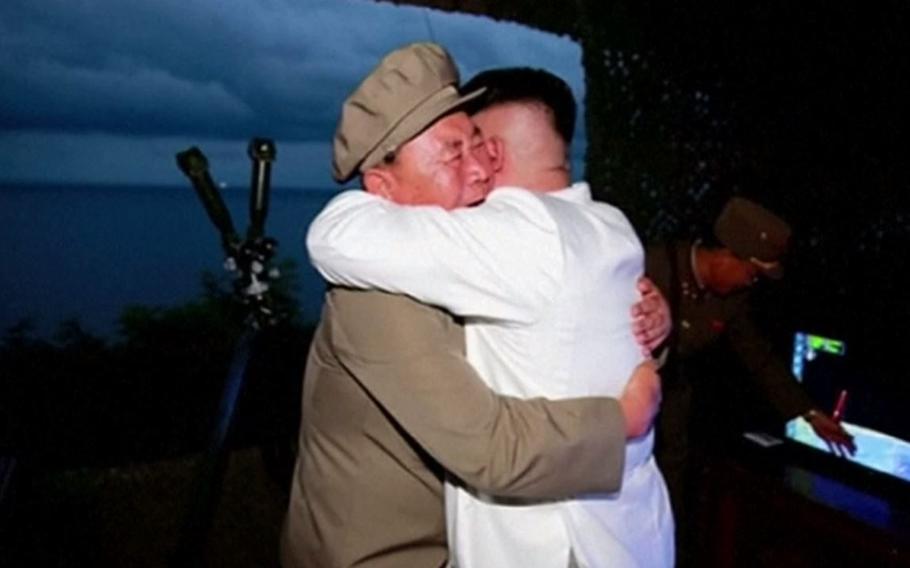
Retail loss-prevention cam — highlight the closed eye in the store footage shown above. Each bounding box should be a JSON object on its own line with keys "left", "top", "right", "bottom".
{"left": 441, "top": 140, "right": 464, "bottom": 163}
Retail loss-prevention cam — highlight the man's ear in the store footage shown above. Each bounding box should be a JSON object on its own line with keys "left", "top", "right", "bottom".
{"left": 363, "top": 168, "right": 394, "bottom": 200}
{"left": 485, "top": 135, "right": 504, "bottom": 173}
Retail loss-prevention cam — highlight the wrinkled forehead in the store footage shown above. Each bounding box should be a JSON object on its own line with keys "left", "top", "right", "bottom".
{"left": 399, "top": 111, "right": 484, "bottom": 154}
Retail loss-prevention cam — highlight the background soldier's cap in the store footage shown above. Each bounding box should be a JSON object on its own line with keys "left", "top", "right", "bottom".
{"left": 713, "top": 196, "right": 791, "bottom": 279}
{"left": 331, "top": 42, "right": 485, "bottom": 183}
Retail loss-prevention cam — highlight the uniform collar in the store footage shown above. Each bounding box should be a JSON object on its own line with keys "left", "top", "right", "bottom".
{"left": 678, "top": 240, "right": 706, "bottom": 303}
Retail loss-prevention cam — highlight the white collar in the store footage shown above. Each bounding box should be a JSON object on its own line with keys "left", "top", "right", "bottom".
{"left": 547, "top": 181, "right": 592, "bottom": 203}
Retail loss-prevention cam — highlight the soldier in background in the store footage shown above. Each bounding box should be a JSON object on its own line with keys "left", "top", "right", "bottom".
{"left": 647, "top": 196, "right": 855, "bottom": 565}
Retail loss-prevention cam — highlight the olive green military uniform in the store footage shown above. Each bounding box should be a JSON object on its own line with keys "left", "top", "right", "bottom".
{"left": 646, "top": 240, "right": 815, "bottom": 560}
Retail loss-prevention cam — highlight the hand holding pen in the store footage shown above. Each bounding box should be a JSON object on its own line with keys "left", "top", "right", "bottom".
{"left": 806, "top": 389, "right": 856, "bottom": 457}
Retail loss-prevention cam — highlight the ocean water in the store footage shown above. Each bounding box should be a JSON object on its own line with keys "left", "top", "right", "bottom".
{"left": 0, "top": 183, "right": 339, "bottom": 338}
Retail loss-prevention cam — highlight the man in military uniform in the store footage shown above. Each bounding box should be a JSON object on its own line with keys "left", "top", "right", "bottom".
{"left": 281, "top": 43, "right": 668, "bottom": 568}
{"left": 646, "top": 196, "right": 855, "bottom": 564}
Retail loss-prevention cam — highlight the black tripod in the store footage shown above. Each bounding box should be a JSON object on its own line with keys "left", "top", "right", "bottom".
{"left": 171, "top": 139, "right": 282, "bottom": 566}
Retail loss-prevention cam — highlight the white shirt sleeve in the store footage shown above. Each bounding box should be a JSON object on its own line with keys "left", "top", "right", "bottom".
{"left": 306, "top": 188, "right": 563, "bottom": 324}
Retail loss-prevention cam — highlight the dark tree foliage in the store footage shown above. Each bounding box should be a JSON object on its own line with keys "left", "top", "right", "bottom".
{"left": 0, "top": 266, "right": 313, "bottom": 469}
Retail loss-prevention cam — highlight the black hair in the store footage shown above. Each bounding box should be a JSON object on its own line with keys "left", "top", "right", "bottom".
{"left": 461, "top": 67, "right": 577, "bottom": 146}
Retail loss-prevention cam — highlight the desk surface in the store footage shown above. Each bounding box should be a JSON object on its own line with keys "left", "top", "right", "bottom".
{"left": 701, "top": 437, "right": 910, "bottom": 567}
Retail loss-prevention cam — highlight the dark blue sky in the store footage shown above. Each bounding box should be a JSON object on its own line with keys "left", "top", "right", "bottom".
{"left": 0, "top": 0, "right": 587, "bottom": 189}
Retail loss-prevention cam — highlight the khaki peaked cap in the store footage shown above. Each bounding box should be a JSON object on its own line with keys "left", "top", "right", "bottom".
{"left": 714, "top": 196, "right": 792, "bottom": 279}
{"left": 332, "top": 42, "right": 485, "bottom": 183}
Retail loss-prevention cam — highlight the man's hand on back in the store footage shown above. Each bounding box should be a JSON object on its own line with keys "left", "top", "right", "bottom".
{"left": 631, "top": 277, "right": 672, "bottom": 355}
{"left": 619, "top": 360, "right": 662, "bottom": 438}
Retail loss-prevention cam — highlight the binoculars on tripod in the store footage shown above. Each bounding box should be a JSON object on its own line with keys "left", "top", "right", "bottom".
{"left": 176, "top": 138, "right": 282, "bottom": 328}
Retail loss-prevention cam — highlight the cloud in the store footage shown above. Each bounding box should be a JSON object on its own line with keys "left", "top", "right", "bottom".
{"left": 1, "top": 55, "right": 255, "bottom": 137}
{"left": 0, "top": 0, "right": 586, "bottom": 184}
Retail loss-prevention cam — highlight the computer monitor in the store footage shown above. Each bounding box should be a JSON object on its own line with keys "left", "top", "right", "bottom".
{"left": 785, "top": 332, "right": 910, "bottom": 484}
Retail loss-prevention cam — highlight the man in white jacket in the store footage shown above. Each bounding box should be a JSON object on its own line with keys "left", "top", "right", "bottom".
{"left": 308, "top": 65, "right": 674, "bottom": 567}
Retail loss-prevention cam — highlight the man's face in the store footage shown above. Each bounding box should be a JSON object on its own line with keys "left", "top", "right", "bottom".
{"left": 708, "top": 249, "right": 763, "bottom": 296}
{"left": 378, "top": 112, "right": 494, "bottom": 210}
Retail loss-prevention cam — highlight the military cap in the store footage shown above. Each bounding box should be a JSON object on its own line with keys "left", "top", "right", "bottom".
{"left": 713, "top": 196, "right": 791, "bottom": 279}
{"left": 331, "top": 42, "right": 485, "bottom": 183}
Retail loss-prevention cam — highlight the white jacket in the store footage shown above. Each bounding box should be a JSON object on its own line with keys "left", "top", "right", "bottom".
{"left": 307, "top": 182, "right": 674, "bottom": 568}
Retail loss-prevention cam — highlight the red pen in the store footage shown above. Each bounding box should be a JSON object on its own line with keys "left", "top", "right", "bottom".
{"left": 832, "top": 389, "right": 848, "bottom": 422}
